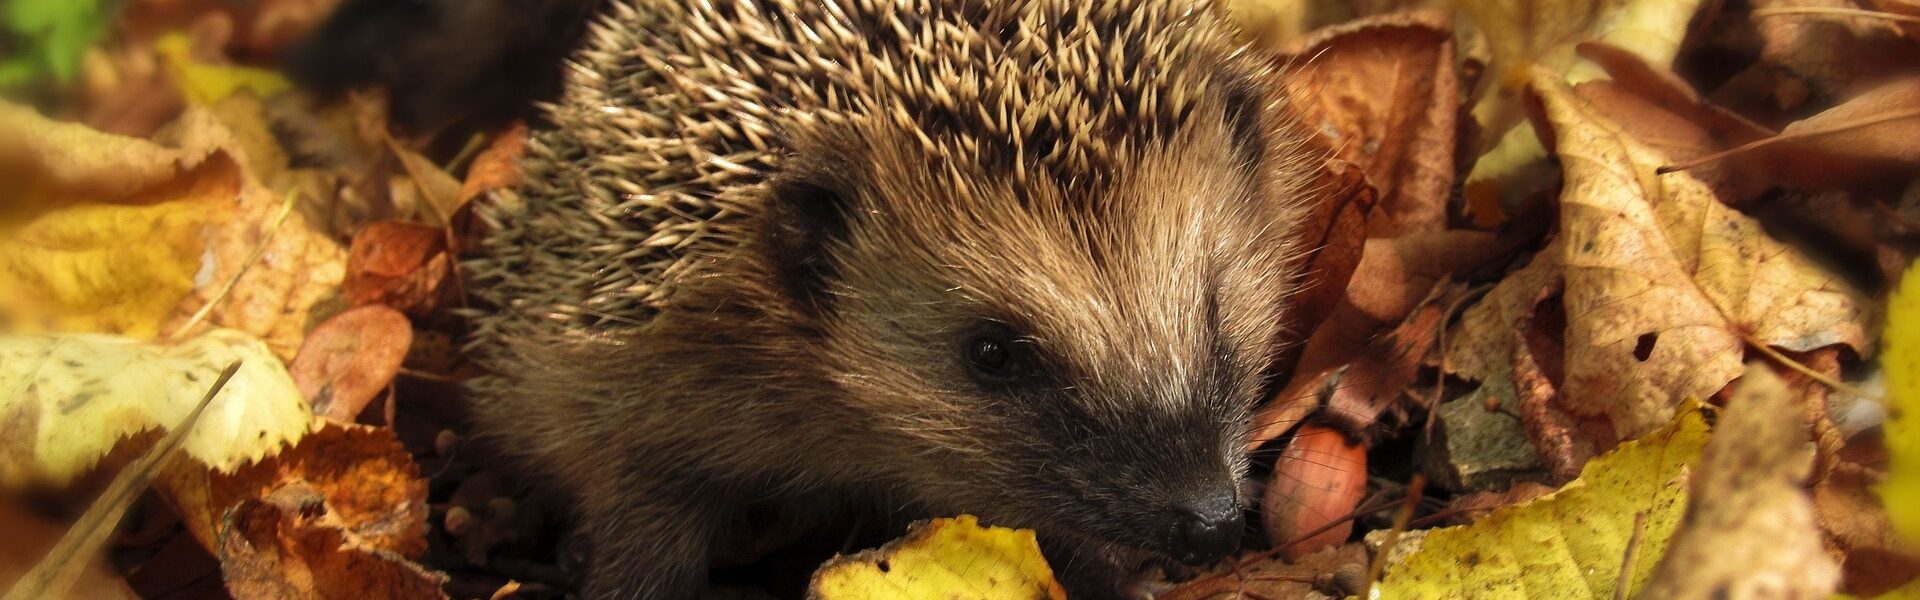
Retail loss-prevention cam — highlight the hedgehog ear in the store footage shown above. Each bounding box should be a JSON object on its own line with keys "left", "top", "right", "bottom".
{"left": 760, "top": 177, "right": 856, "bottom": 313}
{"left": 1219, "top": 77, "right": 1271, "bottom": 167}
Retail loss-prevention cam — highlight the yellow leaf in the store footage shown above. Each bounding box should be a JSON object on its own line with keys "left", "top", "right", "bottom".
{"left": 0, "top": 330, "right": 313, "bottom": 489}
{"left": 1882, "top": 259, "right": 1920, "bottom": 552}
{"left": 1375, "top": 401, "right": 1708, "bottom": 599}
{"left": 0, "top": 102, "right": 242, "bottom": 338}
{"left": 0, "top": 102, "right": 346, "bottom": 358}
{"left": 1457, "top": 0, "right": 1704, "bottom": 219}
{"left": 808, "top": 515, "right": 1066, "bottom": 600}
{"left": 154, "top": 33, "right": 291, "bottom": 106}
{"left": 1639, "top": 365, "right": 1837, "bottom": 598}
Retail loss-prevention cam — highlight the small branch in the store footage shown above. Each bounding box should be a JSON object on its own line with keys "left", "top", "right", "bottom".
{"left": 1751, "top": 6, "right": 1920, "bottom": 25}
{"left": 4, "top": 361, "right": 242, "bottom": 600}
{"left": 170, "top": 191, "right": 299, "bottom": 341}
{"left": 1744, "top": 337, "right": 1880, "bottom": 402}
{"left": 1362, "top": 475, "right": 1426, "bottom": 599}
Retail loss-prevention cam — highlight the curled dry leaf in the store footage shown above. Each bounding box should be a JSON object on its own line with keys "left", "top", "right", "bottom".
{"left": 1640, "top": 365, "right": 1839, "bottom": 599}
{"left": 457, "top": 123, "right": 529, "bottom": 209}
{"left": 0, "top": 102, "right": 345, "bottom": 359}
{"left": 1458, "top": 0, "right": 1704, "bottom": 219}
{"left": 167, "top": 422, "right": 429, "bottom": 559}
{"left": 1275, "top": 9, "right": 1457, "bottom": 237}
{"left": 1282, "top": 158, "right": 1377, "bottom": 354}
{"left": 344, "top": 222, "right": 452, "bottom": 316}
{"left": 1569, "top": 43, "right": 1776, "bottom": 203}
{"left": 1751, "top": 0, "right": 1920, "bottom": 102}
{"left": 0, "top": 330, "right": 311, "bottom": 489}
{"left": 0, "top": 103, "right": 237, "bottom": 338}
{"left": 1452, "top": 72, "right": 1876, "bottom": 440}
{"left": 155, "top": 109, "right": 348, "bottom": 359}
{"left": 289, "top": 305, "right": 414, "bottom": 423}
{"left": 1262, "top": 424, "right": 1369, "bottom": 560}
{"left": 1672, "top": 76, "right": 1920, "bottom": 190}
{"left": 218, "top": 496, "right": 447, "bottom": 600}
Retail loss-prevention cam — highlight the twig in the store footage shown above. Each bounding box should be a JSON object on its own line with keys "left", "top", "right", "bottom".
{"left": 1744, "top": 336, "right": 1880, "bottom": 401}
{"left": 1751, "top": 6, "right": 1920, "bottom": 25}
{"left": 1362, "top": 475, "right": 1426, "bottom": 599}
{"left": 169, "top": 191, "right": 299, "bottom": 341}
{"left": 3, "top": 361, "right": 242, "bottom": 600}
{"left": 1659, "top": 108, "right": 1920, "bottom": 173}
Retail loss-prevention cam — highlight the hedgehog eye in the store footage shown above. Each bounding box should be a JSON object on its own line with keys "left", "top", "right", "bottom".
{"left": 962, "top": 323, "right": 1031, "bottom": 383}
{"left": 968, "top": 337, "right": 1010, "bottom": 373}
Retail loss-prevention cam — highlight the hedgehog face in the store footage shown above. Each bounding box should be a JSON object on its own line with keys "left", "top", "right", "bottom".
{"left": 757, "top": 85, "right": 1310, "bottom": 566}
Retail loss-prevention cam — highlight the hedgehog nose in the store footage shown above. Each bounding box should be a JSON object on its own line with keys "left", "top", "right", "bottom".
{"left": 1169, "top": 494, "right": 1244, "bottom": 566}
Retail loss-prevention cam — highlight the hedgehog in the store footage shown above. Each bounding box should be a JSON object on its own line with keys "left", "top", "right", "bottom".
{"left": 457, "top": 0, "right": 1319, "bottom": 596}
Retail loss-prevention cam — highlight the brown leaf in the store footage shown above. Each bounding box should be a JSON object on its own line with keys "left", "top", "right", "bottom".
{"left": 152, "top": 108, "right": 347, "bottom": 359}
{"left": 0, "top": 501, "right": 141, "bottom": 600}
{"left": 1751, "top": 0, "right": 1920, "bottom": 102}
{"left": 166, "top": 422, "right": 429, "bottom": 560}
{"left": 457, "top": 123, "right": 528, "bottom": 209}
{"left": 290, "top": 305, "right": 413, "bottom": 423}
{"left": 1282, "top": 158, "right": 1378, "bottom": 353}
{"left": 344, "top": 221, "right": 452, "bottom": 315}
{"left": 1668, "top": 77, "right": 1920, "bottom": 190}
{"left": 1521, "top": 72, "right": 1874, "bottom": 438}
{"left": 1816, "top": 465, "right": 1920, "bottom": 594}
{"left": 1276, "top": 9, "right": 1458, "bottom": 237}
{"left": 217, "top": 495, "right": 448, "bottom": 600}
{"left": 1570, "top": 43, "right": 1776, "bottom": 203}
{"left": 1640, "top": 364, "right": 1840, "bottom": 599}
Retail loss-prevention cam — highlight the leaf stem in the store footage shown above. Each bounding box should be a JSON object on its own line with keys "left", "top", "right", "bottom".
{"left": 1751, "top": 6, "right": 1920, "bottom": 25}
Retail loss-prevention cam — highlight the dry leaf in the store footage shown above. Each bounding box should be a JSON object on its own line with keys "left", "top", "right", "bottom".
{"left": 1640, "top": 365, "right": 1839, "bottom": 599}
{"left": 1375, "top": 402, "right": 1710, "bottom": 598}
{"left": 217, "top": 495, "right": 447, "bottom": 600}
{"left": 155, "top": 109, "right": 347, "bottom": 359}
{"left": 0, "top": 330, "right": 311, "bottom": 489}
{"left": 1282, "top": 158, "right": 1378, "bottom": 357}
{"left": 0, "top": 102, "right": 345, "bottom": 358}
{"left": 1569, "top": 43, "right": 1777, "bottom": 203}
{"left": 168, "top": 422, "right": 429, "bottom": 559}
{"left": 457, "top": 123, "right": 528, "bottom": 208}
{"left": 809, "top": 515, "right": 1065, "bottom": 600}
{"left": 1673, "top": 76, "right": 1920, "bottom": 190}
{"left": 1522, "top": 72, "right": 1871, "bottom": 438}
{"left": 344, "top": 222, "right": 451, "bottom": 316}
{"left": 1275, "top": 9, "right": 1458, "bottom": 237}
{"left": 1458, "top": 0, "right": 1704, "bottom": 220}
{"left": 1752, "top": 0, "right": 1920, "bottom": 102}
{"left": 289, "top": 306, "right": 413, "bottom": 423}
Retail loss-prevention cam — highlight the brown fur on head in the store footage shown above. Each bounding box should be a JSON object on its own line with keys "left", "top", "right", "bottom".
{"left": 464, "top": 0, "right": 1318, "bottom": 596}
{"left": 746, "top": 88, "right": 1314, "bottom": 552}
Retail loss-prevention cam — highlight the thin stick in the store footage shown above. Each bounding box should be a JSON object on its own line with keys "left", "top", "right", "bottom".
{"left": 1751, "top": 6, "right": 1920, "bottom": 25}
{"left": 4, "top": 361, "right": 242, "bottom": 600}
{"left": 1660, "top": 108, "right": 1920, "bottom": 173}
{"left": 1744, "top": 336, "right": 1880, "bottom": 401}
{"left": 1362, "top": 475, "right": 1426, "bottom": 599}
{"left": 169, "top": 191, "right": 298, "bottom": 341}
